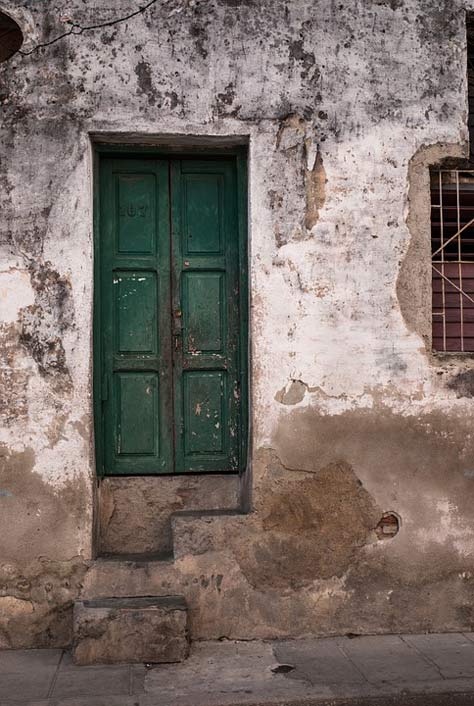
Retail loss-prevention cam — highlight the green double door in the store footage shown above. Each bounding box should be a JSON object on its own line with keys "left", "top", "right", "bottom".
{"left": 96, "top": 156, "right": 246, "bottom": 475}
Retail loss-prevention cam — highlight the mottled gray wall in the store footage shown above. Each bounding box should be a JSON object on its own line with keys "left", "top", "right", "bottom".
{"left": 2, "top": 0, "right": 474, "bottom": 647}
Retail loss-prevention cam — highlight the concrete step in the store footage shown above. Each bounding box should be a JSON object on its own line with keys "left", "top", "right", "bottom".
{"left": 73, "top": 595, "right": 189, "bottom": 665}
{"left": 99, "top": 474, "right": 241, "bottom": 556}
{"left": 82, "top": 555, "right": 178, "bottom": 600}
{"left": 84, "top": 509, "right": 248, "bottom": 600}
{"left": 171, "top": 509, "right": 246, "bottom": 559}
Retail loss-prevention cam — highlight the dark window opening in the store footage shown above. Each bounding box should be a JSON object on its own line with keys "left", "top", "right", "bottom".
{"left": 0, "top": 11, "right": 23, "bottom": 63}
{"left": 431, "top": 170, "right": 474, "bottom": 352}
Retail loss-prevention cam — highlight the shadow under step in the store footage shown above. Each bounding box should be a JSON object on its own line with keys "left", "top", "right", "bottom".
{"left": 98, "top": 551, "right": 174, "bottom": 563}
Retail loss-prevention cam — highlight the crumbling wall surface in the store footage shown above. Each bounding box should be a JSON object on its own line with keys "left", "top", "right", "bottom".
{"left": 3, "top": 0, "right": 474, "bottom": 646}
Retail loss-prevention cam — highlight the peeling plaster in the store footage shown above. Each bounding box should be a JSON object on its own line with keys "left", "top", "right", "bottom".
{"left": 0, "top": 270, "right": 34, "bottom": 323}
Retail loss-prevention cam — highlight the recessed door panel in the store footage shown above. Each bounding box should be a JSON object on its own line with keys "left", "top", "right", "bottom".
{"left": 116, "top": 373, "right": 158, "bottom": 455}
{"left": 115, "top": 271, "right": 157, "bottom": 354}
{"left": 183, "top": 371, "right": 225, "bottom": 455}
{"left": 183, "top": 271, "right": 224, "bottom": 353}
{"left": 117, "top": 173, "right": 156, "bottom": 254}
{"left": 183, "top": 175, "right": 223, "bottom": 254}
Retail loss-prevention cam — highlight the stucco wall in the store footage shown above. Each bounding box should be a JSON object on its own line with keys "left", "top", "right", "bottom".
{"left": 2, "top": 0, "right": 474, "bottom": 647}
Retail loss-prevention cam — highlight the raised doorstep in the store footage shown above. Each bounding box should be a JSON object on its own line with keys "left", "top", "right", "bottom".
{"left": 73, "top": 595, "right": 189, "bottom": 665}
{"left": 99, "top": 474, "right": 240, "bottom": 555}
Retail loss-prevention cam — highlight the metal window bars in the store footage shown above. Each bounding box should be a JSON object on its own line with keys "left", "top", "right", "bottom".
{"left": 431, "top": 169, "right": 474, "bottom": 352}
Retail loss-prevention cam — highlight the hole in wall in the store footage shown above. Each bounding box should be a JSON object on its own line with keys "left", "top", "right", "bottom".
{"left": 0, "top": 11, "right": 23, "bottom": 62}
{"left": 271, "top": 664, "right": 295, "bottom": 674}
{"left": 375, "top": 511, "right": 401, "bottom": 540}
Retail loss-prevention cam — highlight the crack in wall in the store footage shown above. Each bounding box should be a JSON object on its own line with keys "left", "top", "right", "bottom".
{"left": 18, "top": 0, "right": 189, "bottom": 57}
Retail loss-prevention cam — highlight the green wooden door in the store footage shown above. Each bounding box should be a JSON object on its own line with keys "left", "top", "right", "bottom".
{"left": 96, "top": 155, "right": 246, "bottom": 475}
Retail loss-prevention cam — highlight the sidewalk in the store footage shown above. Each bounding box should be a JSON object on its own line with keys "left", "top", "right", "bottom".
{"left": 3, "top": 634, "right": 474, "bottom": 706}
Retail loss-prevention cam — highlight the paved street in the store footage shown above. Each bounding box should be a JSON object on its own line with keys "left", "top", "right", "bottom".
{"left": 3, "top": 634, "right": 474, "bottom": 706}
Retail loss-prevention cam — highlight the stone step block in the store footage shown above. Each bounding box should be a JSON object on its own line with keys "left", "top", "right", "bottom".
{"left": 73, "top": 596, "right": 189, "bottom": 665}
{"left": 81, "top": 555, "right": 178, "bottom": 600}
{"left": 99, "top": 474, "right": 241, "bottom": 556}
{"left": 171, "top": 509, "right": 245, "bottom": 559}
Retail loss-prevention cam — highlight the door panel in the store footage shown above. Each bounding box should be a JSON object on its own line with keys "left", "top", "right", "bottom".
{"left": 116, "top": 372, "right": 159, "bottom": 455}
{"left": 182, "top": 271, "right": 224, "bottom": 352}
{"left": 183, "top": 371, "right": 226, "bottom": 456}
{"left": 100, "top": 158, "right": 173, "bottom": 475}
{"left": 115, "top": 271, "right": 157, "bottom": 354}
{"left": 171, "top": 160, "right": 240, "bottom": 473}
{"left": 183, "top": 174, "right": 223, "bottom": 254}
{"left": 96, "top": 155, "right": 245, "bottom": 475}
{"left": 117, "top": 173, "right": 156, "bottom": 254}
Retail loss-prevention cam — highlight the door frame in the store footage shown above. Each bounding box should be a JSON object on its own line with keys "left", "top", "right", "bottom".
{"left": 92, "top": 144, "right": 249, "bottom": 477}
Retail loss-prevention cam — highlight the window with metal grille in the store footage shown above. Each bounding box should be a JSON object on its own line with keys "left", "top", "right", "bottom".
{"left": 431, "top": 170, "right": 474, "bottom": 352}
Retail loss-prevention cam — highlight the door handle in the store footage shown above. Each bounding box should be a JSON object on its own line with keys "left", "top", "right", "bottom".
{"left": 173, "top": 310, "right": 182, "bottom": 331}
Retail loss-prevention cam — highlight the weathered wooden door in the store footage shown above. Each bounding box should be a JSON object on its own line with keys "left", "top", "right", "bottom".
{"left": 95, "top": 155, "right": 246, "bottom": 475}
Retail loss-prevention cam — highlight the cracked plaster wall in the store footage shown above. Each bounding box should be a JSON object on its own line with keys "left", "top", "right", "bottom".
{"left": 2, "top": 0, "right": 474, "bottom": 646}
